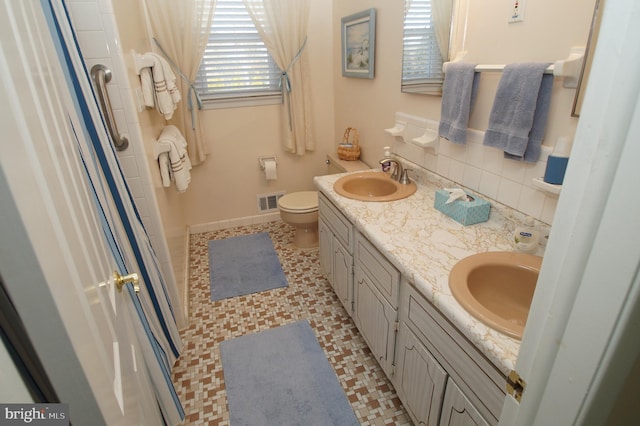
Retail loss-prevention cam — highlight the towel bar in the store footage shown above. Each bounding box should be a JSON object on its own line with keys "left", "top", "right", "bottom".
{"left": 442, "top": 47, "right": 585, "bottom": 88}
{"left": 90, "top": 64, "right": 129, "bottom": 151}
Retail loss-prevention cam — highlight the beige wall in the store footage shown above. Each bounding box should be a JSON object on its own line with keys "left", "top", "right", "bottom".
{"left": 101, "top": 0, "right": 597, "bottom": 323}
{"left": 180, "top": 0, "right": 335, "bottom": 227}
{"left": 460, "top": 0, "right": 594, "bottom": 141}
{"left": 118, "top": 0, "right": 595, "bottom": 227}
{"left": 333, "top": 0, "right": 596, "bottom": 224}
{"left": 113, "top": 0, "right": 334, "bottom": 228}
{"left": 333, "top": 0, "right": 433, "bottom": 168}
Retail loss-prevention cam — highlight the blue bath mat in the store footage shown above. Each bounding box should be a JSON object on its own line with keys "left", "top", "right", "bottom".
{"left": 220, "top": 320, "right": 359, "bottom": 426}
{"left": 208, "top": 232, "right": 288, "bottom": 301}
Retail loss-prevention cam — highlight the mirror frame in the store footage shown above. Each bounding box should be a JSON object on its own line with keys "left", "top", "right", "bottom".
{"left": 572, "top": 0, "right": 603, "bottom": 117}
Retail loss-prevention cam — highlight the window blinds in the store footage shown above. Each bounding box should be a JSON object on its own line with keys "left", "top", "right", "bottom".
{"left": 194, "top": 0, "right": 281, "bottom": 101}
{"left": 402, "top": 0, "right": 445, "bottom": 95}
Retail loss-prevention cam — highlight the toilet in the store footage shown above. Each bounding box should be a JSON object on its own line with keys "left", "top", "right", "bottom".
{"left": 278, "top": 153, "right": 369, "bottom": 248}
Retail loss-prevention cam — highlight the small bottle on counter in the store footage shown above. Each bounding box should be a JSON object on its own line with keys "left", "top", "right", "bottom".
{"left": 513, "top": 217, "right": 540, "bottom": 253}
{"left": 381, "top": 146, "right": 392, "bottom": 172}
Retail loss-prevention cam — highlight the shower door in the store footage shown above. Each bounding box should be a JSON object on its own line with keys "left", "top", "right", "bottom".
{"left": 0, "top": 0, "right": 180, "bottom": 424}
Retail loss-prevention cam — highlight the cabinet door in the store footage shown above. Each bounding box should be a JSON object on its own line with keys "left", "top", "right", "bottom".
{"left": 354, "top": 267, "right": 397, "bottom": 377}
{"left": 318, "top": 218, "right": 332, "bottom": 281}
{"left": 332, "top": 237, "right": 353, "bottom": 315}
{"left": 395, "top": 322, "right": 448, "bottom": 426}
{"left": 440, "top": 378, "right": 489, "bottom": 426}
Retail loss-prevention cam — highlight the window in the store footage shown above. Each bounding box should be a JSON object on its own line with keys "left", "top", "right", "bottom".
{"left": 194, "top": 0, "right": 282, "bottom": 108}
{"left": 401, "top": 0, "right": 446, "bottom": 95}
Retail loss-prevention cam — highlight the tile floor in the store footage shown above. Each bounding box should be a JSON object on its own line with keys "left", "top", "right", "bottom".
{"left": 172, "top": 220, "right": 411, "bottom": 425}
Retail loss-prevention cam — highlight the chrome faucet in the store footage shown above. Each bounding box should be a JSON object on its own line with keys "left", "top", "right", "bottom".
{"left": 379, "top": 158, "right": 403, "bottom": 182}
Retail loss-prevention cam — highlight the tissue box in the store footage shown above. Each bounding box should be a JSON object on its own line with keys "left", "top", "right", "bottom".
{"left": 434, "top": 189, "right": 490, "bottom": 225}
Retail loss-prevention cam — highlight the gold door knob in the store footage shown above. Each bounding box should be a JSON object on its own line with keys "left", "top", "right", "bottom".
{"left": 113, "top": 271, "right": 140, "bottom": 293}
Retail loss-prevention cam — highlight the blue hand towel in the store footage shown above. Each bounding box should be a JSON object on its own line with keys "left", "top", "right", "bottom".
{"left": 483, "top": 63, "right": 553, "bottom": 162}
{"left": 438, "top": 62, "right": 479, "bottom": 144}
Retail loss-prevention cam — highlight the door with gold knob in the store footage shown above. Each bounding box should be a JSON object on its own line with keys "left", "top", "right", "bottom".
{"left": 0, "top": 2, "right": 177, "bottom": 424}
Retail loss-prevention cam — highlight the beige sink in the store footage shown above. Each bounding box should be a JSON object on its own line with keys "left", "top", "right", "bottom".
{"left": 333, "top": 171, "right": 417, "bottom": 202}
{"left": 449, "top": 251, "right": 542, "bottom": 340}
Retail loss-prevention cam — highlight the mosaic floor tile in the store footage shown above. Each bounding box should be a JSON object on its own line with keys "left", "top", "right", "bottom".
{"left": 172, "top": 221, "right": 411, "bottom": 425}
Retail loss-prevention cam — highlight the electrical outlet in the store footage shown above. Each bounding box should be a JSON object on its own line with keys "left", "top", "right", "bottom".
{"left": 509, "top": 0, "right": 526, "bottom": 23}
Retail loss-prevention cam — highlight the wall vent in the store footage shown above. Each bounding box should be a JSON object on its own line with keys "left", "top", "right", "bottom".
{"left": 257, "top": 192, "right": 285, "bottom": 214}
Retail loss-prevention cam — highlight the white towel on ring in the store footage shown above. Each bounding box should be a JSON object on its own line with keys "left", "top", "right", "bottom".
{"left": 140, "top": 67, "right": 155, "bottom": 108}
{"left": 156, "top": 125, "right": 191, "bottom": 192}
{"left": 141, "top": 53, "right": 181, "bottom": 120}
{"left": 157, "top": 151, "right": 171, "bottom": 187}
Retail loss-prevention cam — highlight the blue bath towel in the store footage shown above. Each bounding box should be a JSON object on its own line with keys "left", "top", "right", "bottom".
{"left": 483, "top": 63, "right": 553, "bottom": 162}
{"left": 438, "top": 62, "right": 479, "bottom": 144}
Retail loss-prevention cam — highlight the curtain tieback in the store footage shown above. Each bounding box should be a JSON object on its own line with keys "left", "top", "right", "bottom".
{"left": 153, "top": 38, "right": 202, "bottom": 130}
{"left": 279, "top": 38, "right": 308, "bottom": 131}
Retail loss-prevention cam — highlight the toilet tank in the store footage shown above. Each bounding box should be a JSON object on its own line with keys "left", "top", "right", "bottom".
{"left": 326, "top": 152, "right": 369, "bottom": 174}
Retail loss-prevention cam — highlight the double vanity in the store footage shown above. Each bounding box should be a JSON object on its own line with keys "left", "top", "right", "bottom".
{"left": 314, "top": 168, "right": 542, "bottom": 426}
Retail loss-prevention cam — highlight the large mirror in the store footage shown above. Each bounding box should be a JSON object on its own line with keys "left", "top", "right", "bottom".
{"left": 401, "top": 0, "right": 454, "bottom": 95}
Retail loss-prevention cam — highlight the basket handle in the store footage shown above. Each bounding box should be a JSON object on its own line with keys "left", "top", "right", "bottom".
{"left": 342, "top": 127, "right": 360, "bottom": 147}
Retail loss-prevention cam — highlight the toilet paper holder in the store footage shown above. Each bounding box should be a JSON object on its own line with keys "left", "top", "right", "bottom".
{"left": 259, "top": 155, "right": 278, "bottom": 170}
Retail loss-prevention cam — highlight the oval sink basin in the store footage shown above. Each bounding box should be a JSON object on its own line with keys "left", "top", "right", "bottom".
{"left": 449, "top": 251, "right": 542, "bottom": 340}
{"left": 333, "top": 171, "right": 417, "bottom": 202}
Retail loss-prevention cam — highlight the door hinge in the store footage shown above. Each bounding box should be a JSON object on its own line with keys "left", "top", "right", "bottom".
{"left": 506, "top": 370, "right": 526, "bottom": 403}
{"left": 394, "top": 320, "right": 400, "bottom": 333}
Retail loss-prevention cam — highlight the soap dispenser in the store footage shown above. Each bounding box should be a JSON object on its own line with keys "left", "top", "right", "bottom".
{"left": 513, "top": 217, "right": 540, "bottom": 254}
{"left": 544, "top": 136, "right": 573, "bottom": 185}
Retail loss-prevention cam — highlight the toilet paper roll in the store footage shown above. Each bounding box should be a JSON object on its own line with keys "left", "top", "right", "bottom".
{"left": 264, "top": 160, "right": 277, "bottom": 180}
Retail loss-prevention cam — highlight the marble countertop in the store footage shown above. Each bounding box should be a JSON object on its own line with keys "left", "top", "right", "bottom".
{"left": 314, "top": 170, "right": 523, "bottom": 376}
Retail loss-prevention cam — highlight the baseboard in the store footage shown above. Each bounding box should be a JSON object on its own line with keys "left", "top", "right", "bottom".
{"left": 189, "top": 212, "right": 281, "bottom": 234}
{"left": 182, "top": 227, "right": 191, "bottom": 327}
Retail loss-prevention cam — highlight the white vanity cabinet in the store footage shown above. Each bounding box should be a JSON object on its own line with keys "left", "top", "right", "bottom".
{"left": 396, "top": 280, "right": 506, "bottom": 425}
{"left": 318, "top": 189, "right": 507, "bottom": 426}
{"left": 394, "top": 321, "right": 448, "bottom": 425}
{"left": 440, "top": 378, "right": 489, "bottom": 426}
{"left": 353, "top": 233, "right": 400, "bottom": 379}
{"left": 318, "top": 193, "right": 355, "bottom": 315}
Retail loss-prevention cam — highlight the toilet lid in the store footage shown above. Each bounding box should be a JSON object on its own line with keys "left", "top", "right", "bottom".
{"left": 278, "top": 191, "right": 318, "bottom": 213}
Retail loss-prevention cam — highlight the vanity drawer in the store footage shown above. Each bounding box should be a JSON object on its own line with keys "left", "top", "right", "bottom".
{"left": 355, "top": 233, "right": 400, "bottom": 308}
{"left": 403, "top": 282, "right": 506, "bottom": 423}
{"left": 318, "top": 192, "right": 354, "bottom": 251}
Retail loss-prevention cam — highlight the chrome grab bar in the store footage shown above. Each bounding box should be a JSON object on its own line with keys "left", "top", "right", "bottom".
{"left": 90, "top": 64, "right": 129, "bottom": 151}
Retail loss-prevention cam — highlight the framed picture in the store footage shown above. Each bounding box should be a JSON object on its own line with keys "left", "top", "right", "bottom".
{"left": 341, "top": 9, "right": 376, "bottom": 79}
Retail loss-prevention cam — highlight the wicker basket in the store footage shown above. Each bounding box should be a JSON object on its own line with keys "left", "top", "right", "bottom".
{"left": 337, "top": 127, "right": 361, "bottom": 161}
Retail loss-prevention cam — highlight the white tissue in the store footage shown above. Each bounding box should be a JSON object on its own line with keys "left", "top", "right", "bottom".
{"left": 264, "top": 159, "right": 277, "bottom": 180}
{"left": 444, "top": 188, "right": 468, "bottom": 204}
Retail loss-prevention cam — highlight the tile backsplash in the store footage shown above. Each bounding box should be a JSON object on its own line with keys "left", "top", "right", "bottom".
{"left": 388, "top": 112, "right": 558, "bottom": 225}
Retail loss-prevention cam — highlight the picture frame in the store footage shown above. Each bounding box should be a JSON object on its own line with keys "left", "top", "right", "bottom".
{"left": 341, "top": 9, "right": 376, "bottom": 79}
